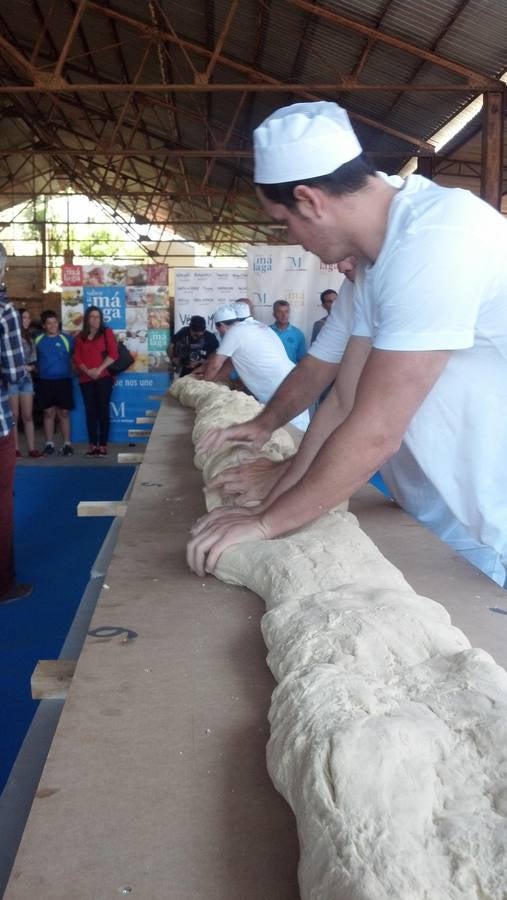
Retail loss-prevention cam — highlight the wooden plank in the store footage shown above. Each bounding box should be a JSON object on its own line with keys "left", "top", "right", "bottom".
{"left": 117, "top": 452, "right": 144, "bottom": 464}
{"left": 31, "top": 661, "right": 76, "bottom": 700}
{"left": 77, "top": 500, "right": 127, "bottom": 517}
{"left": 350, "top": 486, "right": 507, "bottom": 668}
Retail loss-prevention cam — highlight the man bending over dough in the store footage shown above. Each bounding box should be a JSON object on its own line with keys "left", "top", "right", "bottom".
{"left": 187, "top": 101, "right": 507, "bottom": 587}
{"left": 203, "top": 301, "right": 309, "bottom": 433}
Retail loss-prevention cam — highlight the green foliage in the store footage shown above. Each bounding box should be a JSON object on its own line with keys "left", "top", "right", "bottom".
{"left": 78, "top": 229, "right": 121, "bottom": 259}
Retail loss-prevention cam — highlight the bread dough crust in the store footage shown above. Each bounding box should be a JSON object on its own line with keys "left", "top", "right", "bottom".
{"left": 174, "top": 378, "right": 507, "bottom": 900}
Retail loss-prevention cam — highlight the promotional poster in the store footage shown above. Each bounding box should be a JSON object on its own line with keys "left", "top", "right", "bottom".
{"left": 62, "top": 263, "right": 170, "bottom": 442}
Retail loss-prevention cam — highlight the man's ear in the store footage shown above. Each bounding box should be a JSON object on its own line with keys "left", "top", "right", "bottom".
{"left": 292, "top": 184, "right": 327, "bottom": 219}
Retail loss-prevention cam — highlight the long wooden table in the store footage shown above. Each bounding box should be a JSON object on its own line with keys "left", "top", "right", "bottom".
{"left": 5, "top": 395, "right": 506, "bottom": 898}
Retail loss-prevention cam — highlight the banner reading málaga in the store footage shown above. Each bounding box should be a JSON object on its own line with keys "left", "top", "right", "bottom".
{"left": 62, "top": 262, "right": 170, "bottom": 442}
{"left": 246, "top": 245, "right": 344, "bottom": 342}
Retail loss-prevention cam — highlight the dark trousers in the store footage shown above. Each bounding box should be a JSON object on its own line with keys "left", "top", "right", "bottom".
{"left": 0, "top": 428, "right": 16, "bottom": 595}
{"left": 80, "top": 376, "right": 114, "bottom": 446}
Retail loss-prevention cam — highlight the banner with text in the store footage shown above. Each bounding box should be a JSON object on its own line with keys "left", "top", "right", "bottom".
{"left": 173, "top": 268, "right": 248, "bottom": 333}
{"left": 61, "top": 262, "right": 170, "bottom": 442}
{"left": 247, "top": 245, "right": 344, "bottom": 343}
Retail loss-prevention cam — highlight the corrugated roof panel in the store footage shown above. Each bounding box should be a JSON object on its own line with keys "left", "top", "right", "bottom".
{"left": 0, "top": 0, "right": 505, "bottom": 252}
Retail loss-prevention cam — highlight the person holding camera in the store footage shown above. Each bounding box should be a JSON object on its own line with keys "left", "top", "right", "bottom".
{"left": 167, "top": 315, "right": 219, "bottom": 377}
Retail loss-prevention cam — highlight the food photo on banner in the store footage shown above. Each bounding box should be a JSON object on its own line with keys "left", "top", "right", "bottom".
{"left": 61, "top": 262, "right": 170, "bottom": 443}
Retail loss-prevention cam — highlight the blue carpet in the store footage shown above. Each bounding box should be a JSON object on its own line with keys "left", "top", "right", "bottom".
{"left": 0, "top": 466, "right": 134, "bottom": 794}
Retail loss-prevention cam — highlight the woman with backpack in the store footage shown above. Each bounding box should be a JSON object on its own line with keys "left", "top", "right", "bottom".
{"left": 73, "top": 305, "right": 118, "bottom": 457}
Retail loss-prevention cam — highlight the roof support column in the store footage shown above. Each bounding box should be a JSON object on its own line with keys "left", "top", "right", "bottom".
{"left": 480, "top": 90, "right": 504, "bottom": 210}
{"left": 416, "top": 155, "right": 434, "bottom": 179}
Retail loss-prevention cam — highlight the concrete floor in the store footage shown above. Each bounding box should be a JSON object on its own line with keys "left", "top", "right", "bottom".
{"left": 15, "top": 428, "right": 144, "bottom": 467}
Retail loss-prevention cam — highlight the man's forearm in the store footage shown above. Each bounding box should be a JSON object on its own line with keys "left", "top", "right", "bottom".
{"left": 261, "top": 408, "right": 397, "bottom": 539}
{"left": 259, "top": 343, "right": 450, "bottom": 540}
{"left": 255, "top": 354, "right": 337, "bottom": 432}
{"left": 265, "top": 384, "right": 346, "bottom": 504}
{"left": 203, "top": 352, "right": 228, "bottom": 381}
{"left": 261, "top": 338, "right": 371, "bottom": 505}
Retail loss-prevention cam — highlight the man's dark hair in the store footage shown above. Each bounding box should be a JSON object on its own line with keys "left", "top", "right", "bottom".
{"left": 273, "top": 299, "right": 289, "bottom": 312}
{"left": 41, "top": 309, "right": 59, "bottom": 325}
{"left": 320, "top": 289, "right": 337, "bottom": 304}
{"left": 256, "top": 154, "right": 376, "bottom": 209}
{"left": 190, "top": 315, "right": 206, "bottom": 332}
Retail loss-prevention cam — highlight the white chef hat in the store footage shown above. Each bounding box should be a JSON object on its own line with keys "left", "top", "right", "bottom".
{"left": 213, "top": 304, "right": 238, "bottom": 324}
{"left": 254, "top": 101, "right": 362, "bottom": 185}
{"left": 234, "top": 301, "right": 253, "bottom": 319}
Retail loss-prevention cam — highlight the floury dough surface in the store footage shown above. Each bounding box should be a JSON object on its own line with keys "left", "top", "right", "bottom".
{"left": 171, "top": 378, "right": 507, "bottom": 900}
{"left": 170, "top": 377, "right": 296, "bottom": 509}
{"left": 262, "top": 586, "right": 470, "bottom": 683}
{"left": 202, "top": 442, "right": 292, "bottom": 511}
{"left": 268, "top": 649, "right": 507, "bottom": 900}
{"left": 215, "top": 508, "right": 402, "bottom": 609}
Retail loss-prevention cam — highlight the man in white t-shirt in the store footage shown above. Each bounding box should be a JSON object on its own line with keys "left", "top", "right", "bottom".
{"left": 187, "top": 101, "right": 507, "bottom": 587}
{"left": 310, "top": 255, "right": 357, "bottom": 346}
{"left": 203, "top": 303, "right": 309, "bottom": 432}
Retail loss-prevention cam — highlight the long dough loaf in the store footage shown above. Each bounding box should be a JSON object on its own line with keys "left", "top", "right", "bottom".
{"left": 171, "top": 377, "right": 507, "bottom": 900}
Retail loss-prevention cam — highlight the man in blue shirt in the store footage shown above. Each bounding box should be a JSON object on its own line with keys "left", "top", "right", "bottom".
{"left": 35, "top": 309, "right": 75, "bottom": 456}
{"left": 270, "top": 299, "right": 306, "bottom": 363}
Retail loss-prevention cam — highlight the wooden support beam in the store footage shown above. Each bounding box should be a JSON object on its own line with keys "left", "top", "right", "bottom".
{"left": 416, "top": 156, "right": 434, "bottom": 180}
{"left": 118, "top": 452, "right": 144, "bottom": 464}
{"left": 53, "top": 0, "right": 88, "bottom": 79}
{"left": 78, "top": 1, "right": 479, "bottom": 149}
{"left": 31, "top": 660, "right": 77, "bottom": 700}
{"left": 481, "top": 91, "right": 504, "bottom": 210}
{"left": 0, "top": 81, "right": 487, "bottom": 95}
{"left": 77, "top": 500, "right": 128, "bottom": 517}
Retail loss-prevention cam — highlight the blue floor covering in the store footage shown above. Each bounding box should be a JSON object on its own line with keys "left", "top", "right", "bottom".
{"left": 0, "top": 466, "right": 134, "bottom": 794}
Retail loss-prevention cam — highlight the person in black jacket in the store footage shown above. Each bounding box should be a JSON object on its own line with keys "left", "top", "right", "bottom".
{"left": 168, "top": 315, "right": 219, "bottom": 376}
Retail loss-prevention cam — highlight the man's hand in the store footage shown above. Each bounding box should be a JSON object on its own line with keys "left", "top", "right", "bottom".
{"left": 196, "top": 419, "right": 273, "bottom": 454}
{"left": 207, "top": 457, "right": 288, "bottom": 503}
{"left": 187, "top": 511, "right": 271, "bottom": 576}
{"left": 191, "top": 503, "right": 255, "bottom": 537}
{"left": 190, "top": 361, "right": 206, "bottom": 379}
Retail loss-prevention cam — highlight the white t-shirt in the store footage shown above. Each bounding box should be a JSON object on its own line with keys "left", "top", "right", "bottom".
{"left": 218, "top": 318, "right": 309, "bottom": 431}
{"left": 308, "top": 277, "right": 355, "bottom": 363}
{"left": 354, "top": 175, "right": 507, "bottom": 582}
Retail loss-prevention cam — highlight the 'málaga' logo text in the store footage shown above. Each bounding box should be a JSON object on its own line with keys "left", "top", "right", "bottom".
{"left": 83, "top": 286, "right": 126, "bottom": 328}
{"left": 253, "top": 255, "right": 272, "bottom": 273}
